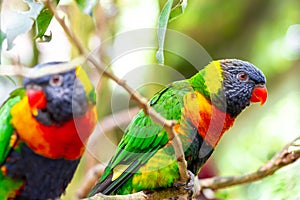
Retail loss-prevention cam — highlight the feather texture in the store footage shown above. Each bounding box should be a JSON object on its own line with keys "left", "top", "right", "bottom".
{"left": 89, "top": 59, "right": 267, "bottom": 196}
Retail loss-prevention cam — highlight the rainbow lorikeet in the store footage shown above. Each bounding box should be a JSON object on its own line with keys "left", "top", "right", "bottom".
{"left": 89, "top": 59, "right": 267, "bottom": 196}
{"left": 0, "top": 62, "right": 97, "bottom": 199}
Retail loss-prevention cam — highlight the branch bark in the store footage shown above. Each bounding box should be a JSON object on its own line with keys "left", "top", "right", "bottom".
{"left": 194, "top": 136, "right": 300, "bottom": 195}
{"left": 79, "top": 136, "right": 300, "bottom": 199}
{"left": 7, "top": 1, "right": 298, "bottom": 199}
{"left": 0, "top": 57, "right": 84, "bottom": 78}
{"left": 43, "top": 2, "right": 300, "bottom": 199}
{"left": 43, "top": 0, "right": 189, "bottom": 191}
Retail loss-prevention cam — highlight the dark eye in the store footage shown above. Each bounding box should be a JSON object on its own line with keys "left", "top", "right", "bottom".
{"left": 49, "top": 74, "right": 63, "bottom": 86}
{"left": 237, "top": 72, "right": 249, "bottom": 82}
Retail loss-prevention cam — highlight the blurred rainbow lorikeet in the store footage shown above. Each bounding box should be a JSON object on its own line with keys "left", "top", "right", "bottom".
{"left": 89, "top": 59, "right": 267, "bottom": 196}
{"left": 0, "top": 62, "right": 97, "bottom": 199}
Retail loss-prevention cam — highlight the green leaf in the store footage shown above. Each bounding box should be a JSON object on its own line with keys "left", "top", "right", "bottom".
{"left": 35, "top": 0, "right": 60, "bottom": 40}
{"left": 35, "top": 8, "right": 53, "bottom": 40}
{"left": 5, "top": 0, "right": 44, "bottom": 50}
{"left": 156, "top": 0, "right": 188, "bottom": 64}
{"left": 38, "top": 32, "right": 53, "bottom": 43}
{"left": 75, "top": 0, "right": 99, "bottom": 16}
{"left": 156, "top": 0, "right": 174, "bottom": 65}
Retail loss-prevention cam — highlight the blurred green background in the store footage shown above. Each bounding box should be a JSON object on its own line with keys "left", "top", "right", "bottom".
{"left": 1, "top": 0, "right": 300, "bottom": 199}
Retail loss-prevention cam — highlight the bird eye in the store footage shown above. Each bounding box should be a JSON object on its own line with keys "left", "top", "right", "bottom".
{"left": 237, "top": 72, "right": 249, "bottom": 82}
{"left": 49, "top": 74, "right": 63, "bottom": 86}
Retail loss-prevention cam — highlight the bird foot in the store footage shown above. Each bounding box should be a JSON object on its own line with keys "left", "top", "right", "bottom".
{"left": 185, "top": 170, "right": 195, "bottom": 191}
{"left": 173, "top": 170, "right": 195, "bottom": 198}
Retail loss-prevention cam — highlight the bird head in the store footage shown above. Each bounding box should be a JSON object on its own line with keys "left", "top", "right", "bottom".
{"left": 193, "top": 59, "right": 267, "bottom": 118}
{"left": 23, "top": 62, "right": 96, "bottom": 126}
{"left": 218, "top": 59, "right": 267, "bottom": 117}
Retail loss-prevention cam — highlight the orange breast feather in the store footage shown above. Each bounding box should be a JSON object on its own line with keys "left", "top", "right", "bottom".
{"left": 180, "top": 91, "right": 235, "bottom": 147}
{"left": 10, "top": 96, "right": 97, "bottom": 160}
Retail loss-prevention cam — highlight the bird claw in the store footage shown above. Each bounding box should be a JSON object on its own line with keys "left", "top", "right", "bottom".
{"left": 173, "top": 170, "right": 195, "bottom": 198}
{"left": 173, "top": 181, "right": 186, "bottom": 187}
{"left": 185, "top": 170, "right": 195, "bottom": 189}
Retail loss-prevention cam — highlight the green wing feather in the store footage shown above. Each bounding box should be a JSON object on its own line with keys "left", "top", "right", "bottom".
{"left": 0, "top": 88, "right": 25, "bottom": 165}
{"left": 89, "top": 81, "right": 194, "bottom": 196}
{"left": 0, "top": 88, "right": 25, "bottom": 199}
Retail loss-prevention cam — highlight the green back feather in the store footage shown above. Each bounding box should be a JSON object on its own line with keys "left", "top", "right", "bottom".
{"left": 90, "top": 61, "right": 224, "bottom": 195}
{"left": 0, "top": 88, "right": 25, "bottom": 165}
{"left": 0, "top": 88, "right": 25, "bottom": 199}
{"left": 89, "top": 81, "right": 195, "bottom": 195}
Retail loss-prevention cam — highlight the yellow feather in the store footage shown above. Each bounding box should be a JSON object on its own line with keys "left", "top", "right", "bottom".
{"left": 75, "top": 66, "right": 94, "bottom": 95}
{"left": 112, "top": 164, "right": 129, "bottom": 181}
{"left": 204, "top": 61, "right": 223, "bottom": 94}
{"left": 131, "top": 148, "right": 179, "bottom": 190}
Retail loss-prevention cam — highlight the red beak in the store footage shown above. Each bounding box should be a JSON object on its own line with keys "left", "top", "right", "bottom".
{"left": 26, "top": 89, "right": 47, "bottom": 109}
{"left": 250, "top": 84, "right": 267, "bottom": 106}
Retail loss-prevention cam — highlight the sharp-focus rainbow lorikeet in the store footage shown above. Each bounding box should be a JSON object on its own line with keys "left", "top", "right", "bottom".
{"left": 0, "top": 62, "right": 97, "bottom": 199}
{"left": 89, "top": 59, "right": 267, "bottom": 196}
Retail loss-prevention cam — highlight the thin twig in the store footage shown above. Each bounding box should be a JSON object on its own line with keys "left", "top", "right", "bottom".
{"left": 44, "top": 0, "right": 189, "bottom": 186}
{"left": 76, "top": 164, "right": 106, "bottom": 200}
{"left": 75, "top": 164, "right": 189, "bottom": 200}
{"left": 195, "top": 136, "right": 300, "bottom": 192}
{"left": 0, "top": 57, "right": 85, "bottom": 78}
{"left": 82, "top": 136, "right": 300, "bottom": 199}
{"left": 78, "top": 108, "right": 139, "bottom": 198}
{"left": 82, "top": 191, "right": 148, "bottom": 200}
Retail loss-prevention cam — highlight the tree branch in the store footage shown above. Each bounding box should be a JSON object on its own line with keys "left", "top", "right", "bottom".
{"left": 76, "top": 164, "right": 106, "bottom": 200}
{"left": 194, "top": 136, "right": 300, "bottom": 194}
{"left": 0, "top": 57, "right": 84, "bottom": 78}
{"left": 77, "top": 108, "right": 139, "bottom": 199}
{"left": 43, "top": 0, "right": 189, "bottom": 190}
{"left": 82, "top": 192, "right": 148, "bottom": 200}
{"left": 78, "top": 136, "right": 300, "bottom": 199}
{"left": 44, "top": 2, "right": 300, "bottom": 198}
